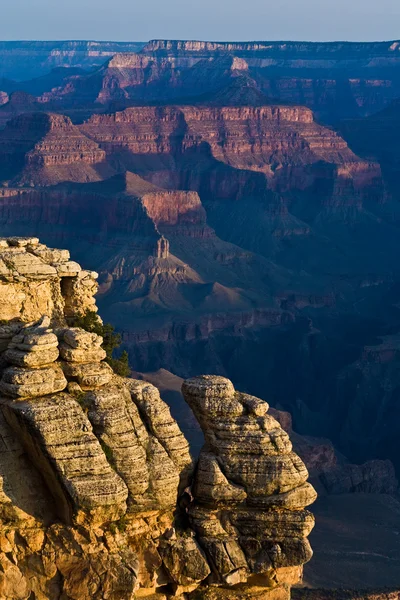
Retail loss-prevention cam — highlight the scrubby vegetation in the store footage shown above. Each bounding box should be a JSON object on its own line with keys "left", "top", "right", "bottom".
{"left": 72, "top": 310, "right": 131, "bottom": 377}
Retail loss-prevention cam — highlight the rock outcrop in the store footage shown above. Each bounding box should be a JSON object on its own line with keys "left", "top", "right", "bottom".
{"left": 182, "top": 375, "right": 316, "bottom": 595}
{"left": 0, "top": 112, "right": 114, "bottom": 185}
{"left": 0, "top": 236, "right": 316, "bottom": 599}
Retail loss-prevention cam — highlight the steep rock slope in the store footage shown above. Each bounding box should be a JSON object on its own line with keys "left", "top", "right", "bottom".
{"left": 0, "top": 91, "right": 42, "bottom": 129}
{"left": 0, "top": 112, "right": 114, "bottom": 185}
{"left": 0, "top": 100, "right": 399, "bottom": 482}
{"left": 37, "top": 53, "right": 254, "bottom": 109}
{"left": 30, "top": 40, "right": 400, "bottom": 122}
{"left": 0, "top": 236, "right": 316, "bottom": 599}
{"left": 0, "top": 171, "right": 311, "bottom": 350}
{"left": 340, "top": 99, "right": 400, "bottom": 202}
{"left": 143, "top": 40, "right": 400, "bottom": 121}
{"left": 80, "top": 104, "right": 388, "bottom": 277}
{"left": 80, "top": 104, "right": 383, "bottom": 204}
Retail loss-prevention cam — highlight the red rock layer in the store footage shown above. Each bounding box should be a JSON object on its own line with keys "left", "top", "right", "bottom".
{"left": 81, "top": 105, "right": 383, "bottom": 206}
{"left": 0, "top": 112, "right": 112, "bottom": 185}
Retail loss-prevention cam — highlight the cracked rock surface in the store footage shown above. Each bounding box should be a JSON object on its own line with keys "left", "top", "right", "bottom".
{"left": 0, "top": 238, "right": 316, "bottom": 599}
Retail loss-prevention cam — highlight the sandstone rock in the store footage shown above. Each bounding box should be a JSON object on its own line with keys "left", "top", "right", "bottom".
{"left": 62, "top": 271, "right": 99, "bottom": 318}
{"left": 58, "top": 326, "right": 106, "bottom": 363}
{"left": 59, "top": 343, "right": 106, "bottom": 363}
{"left": 61, "top": 361, "right": 113, "bottom": 388}
{"left": 159, "top": 536, "right": 211, "bottom": 586}
{"left": 54, "top": 260, "right": 82, "bottom": 277}
{"left": 193, "top": 452, "right": 247, "bottom": 505}
{"left": 2, "top": 392, "right": 128, "bottom": 525}
{"left": 7, "top": 237, "right": 40, "bottom": 247}
{"left": 0, "top": 364, "right": 67, "bottom": 399}
{"left": 127, "top": 379, "right": 193, "bottom": 476}
{"left": 0, "top": 250, "right": 57, "bottom": 279}
{"left": 182, "top": 375, "right": 316, "bottom": 585}
{"left": 4, "top": 316, "right": 60, "bottom": 368}
{"left": 4, "top": 346, "right": 60, "bottom": 367}
{"left": 86, "top": 385, "right": 151, "bottom": 504}
{"left": 28, "top": 245, "right": 70, "bottom": 264}
{"left": 63, "top": 327, "right": 103, "bottom": 350}
{"left": 0, "top": 238, "right": 317, "bottom": 599}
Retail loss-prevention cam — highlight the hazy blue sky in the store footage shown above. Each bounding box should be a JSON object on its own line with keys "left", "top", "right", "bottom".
{"left": 1, "top": 0, "right": 400, "bottom": 42}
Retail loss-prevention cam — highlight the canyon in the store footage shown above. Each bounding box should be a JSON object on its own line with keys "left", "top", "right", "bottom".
{"left": 1, "top": 39, "right": 399, "bottom": 124}
{"left": 0, "top": 38, "right": 399, "bottom": 597}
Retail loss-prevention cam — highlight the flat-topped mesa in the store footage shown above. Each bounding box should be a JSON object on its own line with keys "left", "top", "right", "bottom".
{"left": 143, "top": 38, "right": 400, "bottom": 55}
{"left": 182, "top": 375, "right": 317, "bottom": 594}
{"left": 0, "top": 40, "right": 146, "bottom": 80}
{"left": 106, "top": 52, "right": 152, "bottom": 69}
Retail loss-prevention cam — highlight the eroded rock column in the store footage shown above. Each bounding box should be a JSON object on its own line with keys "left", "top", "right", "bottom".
{"left": 182, "top": 375, "right": 317, "bottom": 597}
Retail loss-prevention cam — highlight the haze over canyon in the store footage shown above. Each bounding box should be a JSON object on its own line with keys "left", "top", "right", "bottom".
{"left": 0, "top": 36, "right": 400, "bottom": 599}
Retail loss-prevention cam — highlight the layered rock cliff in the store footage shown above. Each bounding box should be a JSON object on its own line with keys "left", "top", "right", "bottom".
{"left": 142, "top": 40, "right": 400, "bottom": 121}
{"left": 80, "top": 104, "right": 383, "bottom": 209}
{"left": 0, "top": 112, "right": 114, "bottom": 185}
{"left": 21, "top": 39, "right": 400, "bottom": 123}
{"left": 0, "top": 236, "right": 316, "bottom": 599}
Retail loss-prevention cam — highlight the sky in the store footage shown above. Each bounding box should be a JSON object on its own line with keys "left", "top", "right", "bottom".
{"left": 1, "top": 0, "right": 400, "bottom": 42}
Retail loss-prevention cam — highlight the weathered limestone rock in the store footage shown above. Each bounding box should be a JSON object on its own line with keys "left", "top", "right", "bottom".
{"left": 0, "top": 238, "right": 96, "bottom": 324}
{"left": 63, "top": 327, "right": 103, "bottom": 350}
{"left": 159, "top": 535, "right": 211, "bottom": 591}
{"left": 53, "top": 260, "right": 81, "bottom": 277}
{"left": 0, "top": 364, "right": 67, "bottom": 399}
{"left": 2, "top": 392, "right": 128, "bottom": 525}
{"left": 0, "top": 239, "right": 316, "bottom": 599}
{"left": 0, "top": 317, "right": 67, "bottom": 398}
{"left": 59, "top": 326, "right": 106, "bottom": 362}
{"left": 0, "top": 249, "right": 57, "bottom": 279}
{"left": 59, "top": 344, "right": 106, "bottom": 363}
{"left": 85, "top": 385, "right": 151, "bottom": 505}
{"left": 182, "top": 375, "right": 317, "bottom": 592}
{"left": 61, "top": 360, "right": 114, "bottom": 388}
{"left": 28, "top": 243, "right": 70, "bottom": 264}
{"left": 62, "top": 269, "right": 99, "bottom": 318}
{"left": 127, "top": 379, "right": 193, "bottom": 478}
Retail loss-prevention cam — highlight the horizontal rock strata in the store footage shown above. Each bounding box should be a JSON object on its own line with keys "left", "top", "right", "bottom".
{"left": 0, "top": 237, "right": 316, "bottom": 598}
{"left": 182, "top": 375, "right": 317, "bottom": 590}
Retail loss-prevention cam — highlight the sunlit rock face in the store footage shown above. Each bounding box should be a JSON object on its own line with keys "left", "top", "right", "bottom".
{"left": 182, "top": 375, "right": 316, "bottom": 596}
{"left": 0, "top": 237, "right": 316, "bottom": 599}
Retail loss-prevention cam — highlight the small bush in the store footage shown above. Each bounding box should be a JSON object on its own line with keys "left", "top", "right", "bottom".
{"left": 75, "top": 391, "right": 89, "bottom": 413}
{"left": 72, "top": 311, "right": 131, "bottom": 377}
{"left": 108, "top": 515, "right": 128, "bottom": 535}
